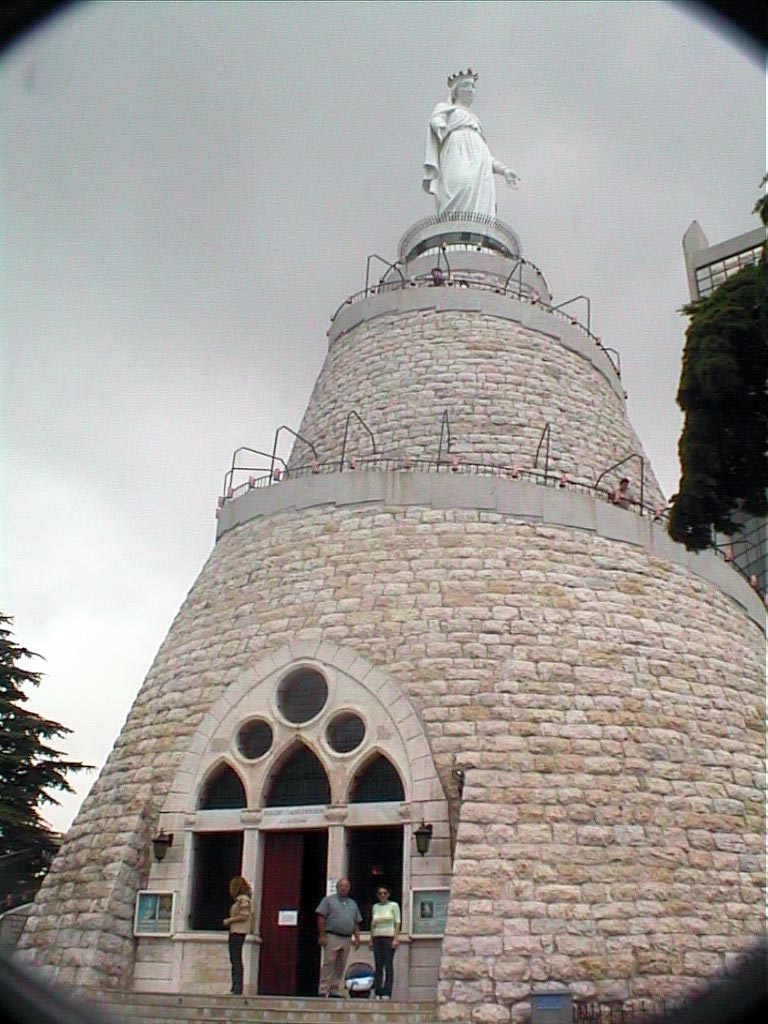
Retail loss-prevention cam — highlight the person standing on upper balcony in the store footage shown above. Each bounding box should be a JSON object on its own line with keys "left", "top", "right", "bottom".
{"left": 423, "top": 68, "right": 519, "bottom": 218}
{"left": 610, "top": 477, "right": 631, "bottom": 509}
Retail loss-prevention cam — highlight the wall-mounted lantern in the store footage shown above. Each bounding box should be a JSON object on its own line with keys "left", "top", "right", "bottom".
{"left": 152, "top": 831, "right": 174, "bottom": 862}
{"left": 414, "top": 821, "right": 433, "bottom": 857}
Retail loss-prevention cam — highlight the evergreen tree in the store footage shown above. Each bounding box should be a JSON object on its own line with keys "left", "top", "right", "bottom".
{"left": 0, "top": 614, "right": 90, "bottom": 910}
{"left": 668, "top": 183, "right": 767, "bottom": 551}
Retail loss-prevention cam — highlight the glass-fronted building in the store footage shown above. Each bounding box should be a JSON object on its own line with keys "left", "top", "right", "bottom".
{"left": 682, "top": 219, "right": 766, "bottom": 592}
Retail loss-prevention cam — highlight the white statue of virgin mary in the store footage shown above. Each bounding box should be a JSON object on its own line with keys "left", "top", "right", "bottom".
{"left": 423, "top": 68, "right": 519, "bottom": 218}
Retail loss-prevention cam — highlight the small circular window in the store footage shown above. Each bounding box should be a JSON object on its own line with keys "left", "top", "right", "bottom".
{"left": 277, "top": 668, "right": 328, "bottom": 724}
{"left": 237, "top": 719, "right": 273, "bottom": 760}
{"left": 326, "top": 712, "right": 365, "bottom": 754}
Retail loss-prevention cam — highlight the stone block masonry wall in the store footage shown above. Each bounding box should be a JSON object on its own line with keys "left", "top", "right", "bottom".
{"left": 290, "top": 310, "right": 664, "bottom": 506}
{"left": 436, "top": 604, "right": 765, "bottom": 1021}
{"left": 19, "top": 502, "right": 764, "bottom": 1003}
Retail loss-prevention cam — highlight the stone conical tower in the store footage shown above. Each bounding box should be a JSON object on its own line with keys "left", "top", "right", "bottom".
{"left": 19, "top": 211, "right": 765, "bottom": 1021}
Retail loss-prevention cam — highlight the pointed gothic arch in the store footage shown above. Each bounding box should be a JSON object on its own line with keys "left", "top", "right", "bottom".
{"left": 263, "top": 741, "right": 331, "bottom": 807}
{"left": 348, "top": 751, "right": 405, "bottom": 804}
{"left": 197, "top": 761, "right": 246, "bottom": 810}
{"left": 166, "top": 640, "right": 450, "bottom": 817}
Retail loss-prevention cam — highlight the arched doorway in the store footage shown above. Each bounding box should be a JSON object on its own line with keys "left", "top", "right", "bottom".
{"left": 153, "top": 641, "right": 451, "bottom": 999}
{"left": 346, "top": 754, "right": 405, "bottom": 930}
{"left": 190, "top": 762, "right": 246, "bottom": 931}
{"left": 258, "top": 743, "right": 330, "bottom": 996}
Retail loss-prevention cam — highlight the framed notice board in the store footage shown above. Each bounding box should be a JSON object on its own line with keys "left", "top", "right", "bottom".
{"left": 134, "top": 891, "right": 175, "bottom": 936}
{"left": 411, "top": 888, "right": 449, "bottom": 935}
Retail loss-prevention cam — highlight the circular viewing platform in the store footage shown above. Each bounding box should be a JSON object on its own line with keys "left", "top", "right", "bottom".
{"left": 212, "top": 459, "right": 765, "bottom": 627}
{"left": 398, "top": 212, "right": 522, "bottom": 262}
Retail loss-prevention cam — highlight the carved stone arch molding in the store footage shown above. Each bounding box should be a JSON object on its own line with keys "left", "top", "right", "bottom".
{"left": 196, "top": 757, "right": 247, "bottom": 810}
{"left": 160, "top": 638, "right": 447, "bottom": 819}
{"left": 259, "top": 737, "right": 331, "bottom": 808}
{"left": 346, "top": 746, "right": 407, "bottom": 804}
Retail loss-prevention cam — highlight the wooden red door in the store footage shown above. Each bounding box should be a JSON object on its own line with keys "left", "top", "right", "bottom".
{"left": 258, "top": 832, "right": 304, "bottom": 995}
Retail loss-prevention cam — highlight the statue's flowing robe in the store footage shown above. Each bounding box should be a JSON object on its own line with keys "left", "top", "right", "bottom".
{"left": 422, "top": 102, "right": 496, "bottom": 218}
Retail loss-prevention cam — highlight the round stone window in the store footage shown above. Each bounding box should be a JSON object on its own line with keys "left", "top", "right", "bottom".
{"left": 237, "top": 719, "right": 273, "bottom": 760}
{"left": 277, "top": 668, "right": 328, "bottom": 724}
{"left": 326, "top": 712, "right": 365, "bottom": 754}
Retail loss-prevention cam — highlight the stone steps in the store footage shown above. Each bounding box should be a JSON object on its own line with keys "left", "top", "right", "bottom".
{"left": 87, "top": 991, "right": 437, "bottom": 1024}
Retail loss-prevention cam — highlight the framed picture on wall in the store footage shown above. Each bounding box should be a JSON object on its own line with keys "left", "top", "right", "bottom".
{"left": 411, "top": 888, "right": 449, "bottom": 935}
{"left": 134, "top": 891, "right": 175, "bottom": 936}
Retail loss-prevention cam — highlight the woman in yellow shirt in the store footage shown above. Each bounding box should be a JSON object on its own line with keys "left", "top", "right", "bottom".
{"left": 369, "top": 885, "right": 401, "bottom": 1000}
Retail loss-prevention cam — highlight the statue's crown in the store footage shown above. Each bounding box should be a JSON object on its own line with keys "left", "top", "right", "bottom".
{"left": 447, "top": 67, "right": 478, "bottom": 88}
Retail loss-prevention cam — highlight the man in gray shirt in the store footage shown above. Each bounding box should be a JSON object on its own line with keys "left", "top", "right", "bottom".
{"left": 315, "top": 878, "right": 362, "bottom": 997}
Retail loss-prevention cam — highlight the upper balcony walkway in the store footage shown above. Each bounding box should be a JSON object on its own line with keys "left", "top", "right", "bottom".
{"left": 213, "top": 453, "right": 765, "bottom": 625}
{"left": 325, "top": 214, "right": 623, "bottom": 396}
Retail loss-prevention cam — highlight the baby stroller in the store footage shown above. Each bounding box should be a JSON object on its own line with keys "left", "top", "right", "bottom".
{"left": 345, "top": 961, "right": 375, "bottom": 999}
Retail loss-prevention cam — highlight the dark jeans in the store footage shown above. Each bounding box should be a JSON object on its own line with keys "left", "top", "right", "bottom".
{"left": 228, "top": 932, "right": 245, "bottom": 994}
{"left": 373, "top": 936, "right": 395, "bottom": 997}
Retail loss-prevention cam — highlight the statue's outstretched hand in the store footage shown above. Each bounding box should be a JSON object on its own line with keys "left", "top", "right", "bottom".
{"left": 504, "top": 168, "right": 520, "bottom": 189}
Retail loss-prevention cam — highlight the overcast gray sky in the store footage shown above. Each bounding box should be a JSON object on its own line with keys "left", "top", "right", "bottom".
{"left": 1, "top": 0, "right": 764, "bottom": 833}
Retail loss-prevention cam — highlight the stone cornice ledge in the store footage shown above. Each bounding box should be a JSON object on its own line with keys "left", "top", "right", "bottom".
{"left": 216, "top": 470, "right": 765, "bottom": 629}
